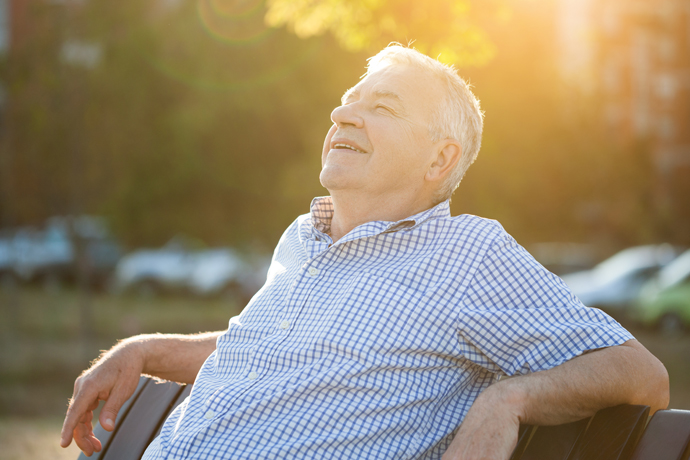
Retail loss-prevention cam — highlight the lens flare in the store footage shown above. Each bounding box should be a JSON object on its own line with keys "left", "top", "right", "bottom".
{"left": 208, "top": 0, "right": 263, "bottom": 18}
{"left": 197, "top": 0, "right": 273, "bottom": 44}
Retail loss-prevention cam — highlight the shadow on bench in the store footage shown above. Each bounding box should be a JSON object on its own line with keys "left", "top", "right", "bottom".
{"left": 79, "top": 377, "right": 690, "bottom": 460}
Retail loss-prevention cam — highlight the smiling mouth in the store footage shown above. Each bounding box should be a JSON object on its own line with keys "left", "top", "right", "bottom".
{"left": 333, "top": 143, "right": 366, "bottom": 153}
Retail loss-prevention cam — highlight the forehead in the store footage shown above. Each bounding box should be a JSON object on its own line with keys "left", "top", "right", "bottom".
{"left": 344, "top": 64, "right": 442, "bottom": 113}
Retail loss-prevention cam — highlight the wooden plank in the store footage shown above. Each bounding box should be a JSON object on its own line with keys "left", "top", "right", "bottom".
{"left": 509, "top": 424, "right": 535, "bottom": 460}
{"left": 629, "top": 410, "right": 690, "bottom": 460}
{"left": 100, "top": 380, "right": 185, "bottom": 460}
{"left": 569, "top": 404, "right": 649, "bottom": 460}
{"left": 152, "top": 384, "right": 192, "bottom": 440}
{"left": 77, "top": 376, "right": 149, "bottom": 460}
{"left": 518, "top": 417, "right": 590, "bottom": 460}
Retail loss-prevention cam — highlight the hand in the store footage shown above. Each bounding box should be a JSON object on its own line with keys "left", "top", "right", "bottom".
{"left": 441, "top": 383, "right": 522, "bottom": 460}
{"left": 60, "top": 340, "right": 145, "bottom": 456}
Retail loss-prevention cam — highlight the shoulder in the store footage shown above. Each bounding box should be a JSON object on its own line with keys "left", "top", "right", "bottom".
{"left": 267, "top": 214, "right": 309, "bottom": 260}
{"left": 279, "top": 213, "right": 310, "bottom": 242}
{"left": 436, "top": 214, "right": 551, "bottom": 283}
{"left": 433, "top": 213, "right": 511, "bottom": 251}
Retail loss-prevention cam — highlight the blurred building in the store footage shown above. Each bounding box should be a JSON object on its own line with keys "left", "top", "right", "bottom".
{"left": 559, "top": 0, "right": 690, "bottom": 174}
{"left": 594, "top": 0, "right": 690, "bottom": 175}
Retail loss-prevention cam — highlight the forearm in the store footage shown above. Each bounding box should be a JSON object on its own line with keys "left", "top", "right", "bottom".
{"left": 443, "top": 340, "right": 669, "bottom": 460}
{"left": 493, "top": 339, "right": 669, "bottom": 425}
{"left": 120, "top": 331, "right": 222, "bottom": 384}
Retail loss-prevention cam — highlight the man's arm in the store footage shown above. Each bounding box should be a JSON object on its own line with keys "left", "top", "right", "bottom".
{"left": 442, "top": 339, "right": 669, "bottom": 460}
{"left": 60, "top": 331, "right": 222, "bottom": 456}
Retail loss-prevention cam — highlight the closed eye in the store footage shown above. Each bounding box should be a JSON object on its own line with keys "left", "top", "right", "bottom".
{"left": 376, "top": 104, "right": 395, "bottom": 114}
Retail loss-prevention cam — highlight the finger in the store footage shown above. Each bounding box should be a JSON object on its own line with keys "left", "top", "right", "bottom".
{"left": 79, "top": 410, "right": 94, "bottom": 424}
{"left": 61, "top": 388, "right": 99, "bottom": 447}
{"left": 98, "top": 384, "right": 132, "bottom": 431}
{"left": 74, "top": 422, "right": 96, "bottom": 456}
{"left": 76, "top": 420, "right": 103, "bottom": 454}
{"left": 89, "top": 432, "right": 103, "bottom": 453}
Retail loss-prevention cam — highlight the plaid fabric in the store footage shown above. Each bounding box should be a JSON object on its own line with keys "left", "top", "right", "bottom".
{"left": 143, "top": 197, "right": 633, "bottom": 460}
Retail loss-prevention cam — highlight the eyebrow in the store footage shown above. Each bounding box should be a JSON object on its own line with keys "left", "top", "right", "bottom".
{"left": 373, "top": 90, "right": 403, "bottom": 103}
{"left": 341, "top": 88, "right": 405, "bottom": 107}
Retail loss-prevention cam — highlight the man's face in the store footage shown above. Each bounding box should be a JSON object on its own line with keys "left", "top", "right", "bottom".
{"left": 320, "top": 64, "right": 443, "bottom": 197}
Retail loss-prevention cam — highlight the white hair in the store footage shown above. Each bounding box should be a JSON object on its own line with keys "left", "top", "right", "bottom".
{"left": 365, "top": 44, "right": 484, "bottom": 202}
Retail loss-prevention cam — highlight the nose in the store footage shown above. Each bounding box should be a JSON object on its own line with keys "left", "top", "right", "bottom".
{"left": 331, "top": 103, "right": 364, "bottom": 129}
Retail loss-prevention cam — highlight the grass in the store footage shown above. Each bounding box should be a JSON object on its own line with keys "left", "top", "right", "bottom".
{"left": 0, "top": 417, "right": 81, "bottom": 460}
{"left": 0, "top": 286, "right": 243, "bottom": 417}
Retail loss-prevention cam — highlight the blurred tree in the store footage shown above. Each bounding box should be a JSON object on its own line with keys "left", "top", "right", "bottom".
{"left": 1, "top": 0, "right": 365, "bottom": 248}
{"left": 265, "top": 0, "right": 508, "bottom": 66}
{"left": 0, "top": 0, "right": 686, "bottom": 255}
{"left": 454, "top": 0, "right": 665, "bottom": 250}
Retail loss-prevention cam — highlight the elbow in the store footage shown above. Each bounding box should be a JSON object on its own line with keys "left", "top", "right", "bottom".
{"left": 622, "top": 341, "right": 669, "bottom": 413}
{"left": 651, "top": 362, "right": 670, "bottom": 413}
{"left": 639, "top": 355, "right": 670, "bottom": 413}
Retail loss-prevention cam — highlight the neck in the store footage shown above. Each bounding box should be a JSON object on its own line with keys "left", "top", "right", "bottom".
{"left": 328, "top": 189, "right": 436, "bottom": 242}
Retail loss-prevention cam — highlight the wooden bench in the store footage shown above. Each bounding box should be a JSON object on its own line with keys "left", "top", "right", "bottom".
{"left": 78, "top": 377, "right": 690, "bottom": 460}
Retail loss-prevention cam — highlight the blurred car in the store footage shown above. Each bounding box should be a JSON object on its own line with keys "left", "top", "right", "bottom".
{"left": 113, "top": 238, "right": 250, "bottom": 298}
{"left": 188, "top": 248, "right": 245, "bottom": 297}
{"left": 12, "top": 225, "right": 74, "bottom": 288}
{"left": 0, "top": 230, "right": 15, "bottom": 287}
{"left": 529, "top": 242, "right": 598, "bottom": 276}
{"left": 631, "top": 249, "right": 690, "bottom": 335}
{"left": 561, "top": 244, "right": 679, "bottom": 314}
{"left": 59, "top": 216, "right": 124, "bottom": 287}
{"left": 1, "top": 216, "right": 122, "bottom": 290}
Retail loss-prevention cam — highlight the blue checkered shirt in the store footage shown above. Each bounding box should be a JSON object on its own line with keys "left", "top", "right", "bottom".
{"left": 143, "top": 197, "right": 633, "bottom": 459}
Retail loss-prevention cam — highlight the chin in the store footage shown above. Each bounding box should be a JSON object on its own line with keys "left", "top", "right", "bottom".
{"left": 319, "top": 169, "right": 358, "bottom": 192}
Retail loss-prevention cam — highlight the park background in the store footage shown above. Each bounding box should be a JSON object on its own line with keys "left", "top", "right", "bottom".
{"left": 0, "top": 0, "right": 689, "bottom": 458}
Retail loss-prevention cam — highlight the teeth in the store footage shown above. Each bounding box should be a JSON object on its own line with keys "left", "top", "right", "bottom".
{"left": 334, "top": 143, "right": 364, "bottom": 153}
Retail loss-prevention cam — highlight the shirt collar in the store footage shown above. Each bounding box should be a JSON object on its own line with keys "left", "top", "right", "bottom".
{"left": 309, "top": 196, "right": 451, "bottom": 238}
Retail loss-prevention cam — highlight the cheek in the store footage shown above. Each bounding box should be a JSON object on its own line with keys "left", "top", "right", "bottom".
{"left": 321, "top": 124, "right": 337, "bottom": 167}
{"left": 381, "top": 118, "right": 429, "bottom": 154}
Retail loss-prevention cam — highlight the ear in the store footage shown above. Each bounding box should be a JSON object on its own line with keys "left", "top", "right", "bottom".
{"left": 425, "top": 140, "right": 462, "bottom": 183}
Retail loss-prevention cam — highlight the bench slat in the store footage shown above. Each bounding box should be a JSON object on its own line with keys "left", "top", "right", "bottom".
{"left": 629, "top": 409, "right": 690, "bottom": 460}
{"left": 518, "top": 417, "right": 590, "bottom": 460}
{"left": 153, "top": 383, "right": 192, "bottom": 440}
{"left": 100, "top": 380, "right": 185, "bottom": 460}
{"left": 509, "top": 424, "right": 535, "bottom": 460}
{"left": 569, "top": 404, "right": 649, "bottom": 460}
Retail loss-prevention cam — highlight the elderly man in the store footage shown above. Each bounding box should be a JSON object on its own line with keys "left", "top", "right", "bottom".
{"left": 61, "top": 45, "right": 669, "bottom": 460}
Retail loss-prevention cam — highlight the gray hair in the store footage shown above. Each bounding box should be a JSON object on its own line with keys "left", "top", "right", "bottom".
{"left": 365, "top": 44, "right": 484, "bottom": 202}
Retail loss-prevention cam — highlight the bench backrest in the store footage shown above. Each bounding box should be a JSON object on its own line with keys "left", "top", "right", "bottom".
{"left": 79, "top": 377, "right": 690, "bottom": 460}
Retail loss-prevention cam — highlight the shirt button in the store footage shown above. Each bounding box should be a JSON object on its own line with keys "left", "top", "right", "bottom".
{"left": 308, "top": 267, "right": 318, "bottom": 276}
{"left": 248, "top": 371, "right": 259, "bottom": 380}
{"left": 279, "top": 320, "right": 290, "bottom": 330}
{"left": 203, "top": 410, "right": 214, "bottom": 420}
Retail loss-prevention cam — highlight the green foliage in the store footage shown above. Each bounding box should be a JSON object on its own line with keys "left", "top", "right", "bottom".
{"left": 265, "top": 0, "right": 503, "bottom": 66}
{"left": 452, "top": 0, "right": 669, "bottom": 248}
{"left": 1, "top": 0, "right": 687, "bottom": 252}
{"left": 1, "top": 0, "right": 365, "bottom": 247}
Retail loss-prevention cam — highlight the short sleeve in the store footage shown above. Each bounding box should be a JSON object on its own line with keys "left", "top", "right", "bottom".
{"left": 455, "top": 233, "right": 634, "bottom": 376}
